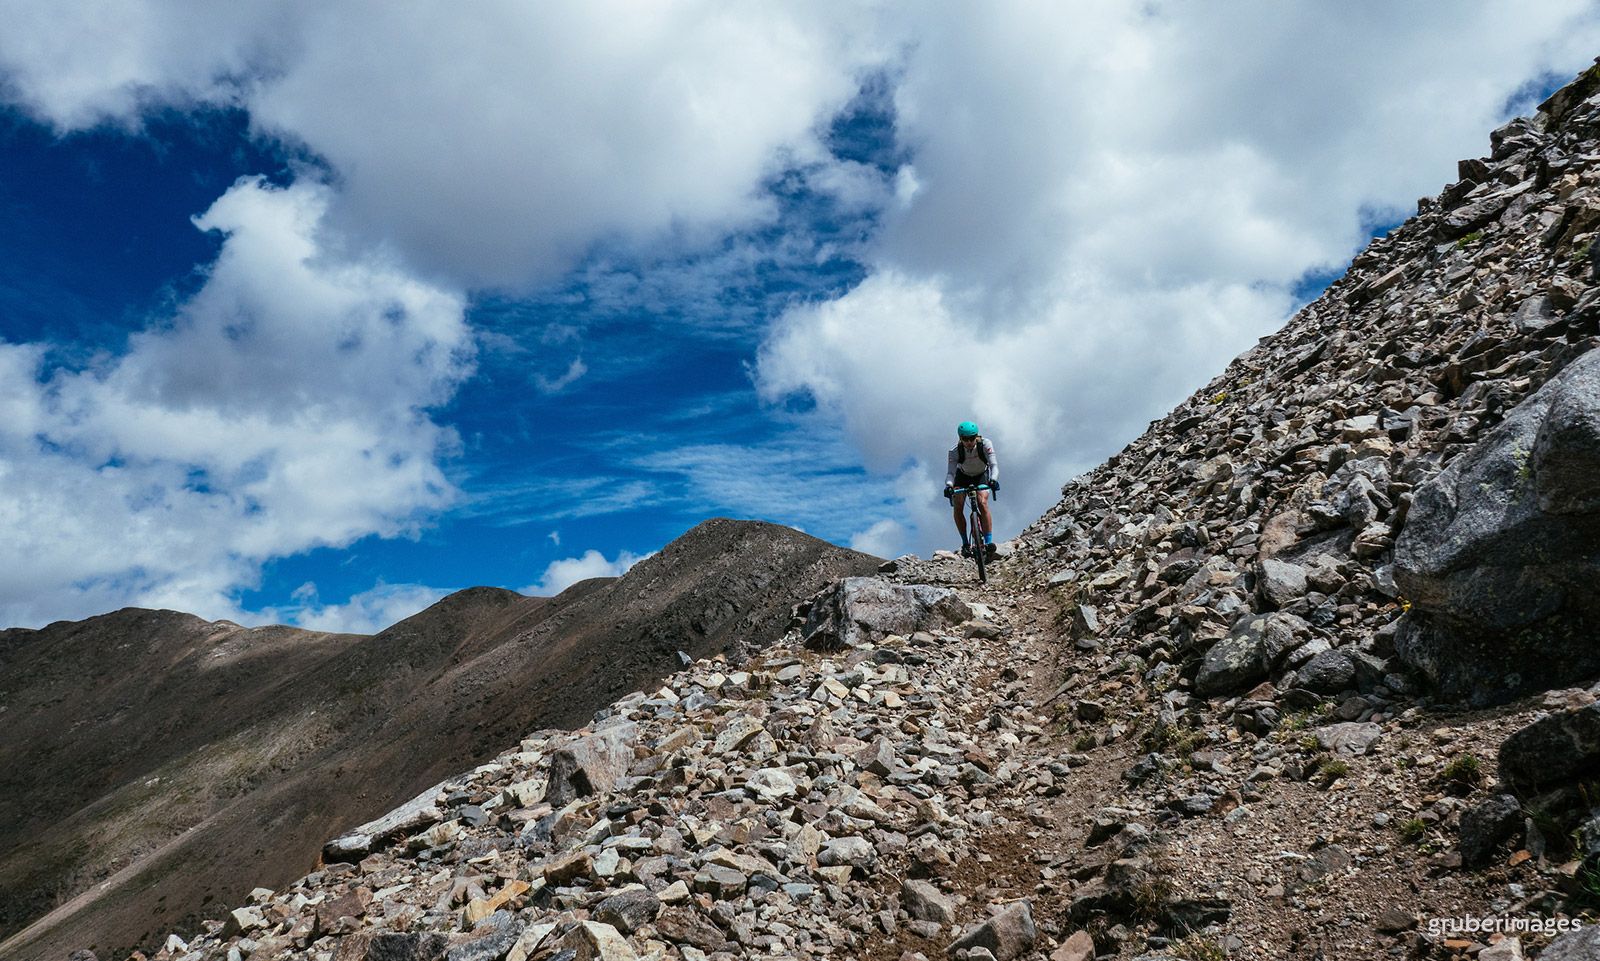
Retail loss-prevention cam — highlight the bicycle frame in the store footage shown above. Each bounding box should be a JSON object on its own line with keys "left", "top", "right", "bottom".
{"left": 950, "top": 483, "right": 992, "bottom": 582}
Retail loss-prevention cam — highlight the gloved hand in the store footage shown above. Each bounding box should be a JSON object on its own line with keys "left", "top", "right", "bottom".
{"left": 943, "top": 485, "right": 954, "bottom": 500}
{"left": 988, "top": 479, "right": 1000, "bottom": 494}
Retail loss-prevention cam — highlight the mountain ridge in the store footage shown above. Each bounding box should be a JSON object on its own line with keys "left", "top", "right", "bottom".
{"left": 1, "top": 518, "right": 880, "bottom": 960}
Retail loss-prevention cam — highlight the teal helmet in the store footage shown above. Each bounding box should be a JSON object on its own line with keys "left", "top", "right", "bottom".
{"left": 957, "top": 421, "right": 979, "bottom": 439}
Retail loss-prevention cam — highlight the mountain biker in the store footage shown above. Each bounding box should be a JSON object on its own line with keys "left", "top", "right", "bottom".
{"left": 943, "top": 421, "right": 998, "bottom": 560}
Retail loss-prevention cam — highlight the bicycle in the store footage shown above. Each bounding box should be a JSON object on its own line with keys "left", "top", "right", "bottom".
{"left": 949, "top": 483, "right": 994, "bottom": 583}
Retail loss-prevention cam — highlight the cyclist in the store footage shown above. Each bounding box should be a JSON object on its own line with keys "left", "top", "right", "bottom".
{"left": 943, "top": 421, "right": 998, "bottom": 559}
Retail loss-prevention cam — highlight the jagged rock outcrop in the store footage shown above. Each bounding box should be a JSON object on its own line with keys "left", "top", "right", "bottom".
{"left": 544, "top": 720, "right": 641, "bottom": 807}
{"left": 1394, "top": 349, "right": 1600, "bottom": 705}
{"left": 323, "top": 782, "right": 452, "bottom": 863}
{"left": 800, "top": 577, "right": 971, "bottom": 649}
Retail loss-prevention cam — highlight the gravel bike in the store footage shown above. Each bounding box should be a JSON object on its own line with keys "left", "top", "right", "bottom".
{"left": 950, "top": 483, "right": 994, "bottom": 584}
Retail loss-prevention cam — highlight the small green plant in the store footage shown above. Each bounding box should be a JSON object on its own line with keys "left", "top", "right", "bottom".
{"left": 1050, "top": 703, "right": 1074, "bottom": 731}
{"left": 1398, "top": 818, "right": 1427, "bottom": 844}
{"left": 1317, "top": 758, "right": 1350, "bottom": 786}
{"left": 1441, "top": 753, "right": 1484, "bottom": 793}
{"left": 1455, "top": 229, "right": 1484, "bottom": 248}
{"left": 1298, "top": 733, "right": 1322, "bottom": 752}
{"left": 1210, "top": 391, "right": 1229, "bottom": 405}
{"left": 1172, "top": 934, "right": 1228, "bottom": 961}
{"left": 1073, "top": 732, "right": 1099, "bottom": 752}
{"left": 1143, "top": 722, "right": 1203, "bottom": 757}
{"left": 1576, "top": 861, "right": 1600, "bottom": 904}
{"left": 1574, "top": 239, "right": 1593, "bottom": 263}
{"left": 1129, "top": 872, "right": 1176, "bottom": 922}
{"left": 1570, "top": 842, "right": 1600, "bottom": 907}
{"left": 1277, "top": 710, "right": 1312, "bottom": 735}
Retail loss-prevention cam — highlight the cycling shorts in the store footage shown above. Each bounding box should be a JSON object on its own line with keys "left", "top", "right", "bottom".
{"left": 951, "top": 472, "right": 988, "bottom": 493}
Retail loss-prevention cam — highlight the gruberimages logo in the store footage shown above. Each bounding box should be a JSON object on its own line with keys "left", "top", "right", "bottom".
{"left": 1425, "top": 916, "right": 1583, "bottom": 937}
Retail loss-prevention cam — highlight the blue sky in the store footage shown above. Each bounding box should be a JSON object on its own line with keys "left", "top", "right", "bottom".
{"left": 1, "top": 3, "right": 1597, "bottom": 632}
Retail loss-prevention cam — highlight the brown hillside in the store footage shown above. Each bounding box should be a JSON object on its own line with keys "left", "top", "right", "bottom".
{"left": 0, "top": 518, "right": 879, "bottom": 960}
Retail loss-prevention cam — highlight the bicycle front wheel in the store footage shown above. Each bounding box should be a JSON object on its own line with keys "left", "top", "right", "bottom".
{"left": 970, "top": 507, "right": 987, "bottom": 584}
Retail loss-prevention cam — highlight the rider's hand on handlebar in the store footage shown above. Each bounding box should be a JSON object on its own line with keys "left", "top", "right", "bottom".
{"left": 989, "top": 479, "right": 1000, "bottom": 494}
{"left": 943, "top": 485, "right": 953, "bottom": 500}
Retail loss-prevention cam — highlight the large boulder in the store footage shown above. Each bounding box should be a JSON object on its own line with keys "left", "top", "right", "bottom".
{"left": 1194, "top": 612, "right": 1311, "bottom": 697}
{"left": 1296, "top": 650, "right": 1357, "bottom": 695}
{"left": 1458, "top": 794, "right": 1524, "bottom": 867}
{"left": 336, "top": 932, "right": 450, "bottom": 961}
{"left": 1498, "top": 701, "right": 1600, "bottom": 792}
{"left": 802, "top": 577, "right": 970, "bottom": 648}
{"left": 1394, "top": 349, "right": 1600, "bottom": 705}
{"left": 1194, "top": 628, "right": 1267, "bottom": 697}
{"left": 547, "top": 720, "right": 639, "bottom": 806}
{"left": 948, "top": 901, "right": 1036, "bottom": 960}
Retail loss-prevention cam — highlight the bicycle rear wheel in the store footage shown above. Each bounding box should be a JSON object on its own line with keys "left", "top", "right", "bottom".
{"left": 969, "top": 505, "right": 987, "bottom": 584}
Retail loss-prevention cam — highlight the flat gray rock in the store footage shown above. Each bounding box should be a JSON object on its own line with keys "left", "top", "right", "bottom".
{"left": 323, "top": 779, "right": 449, "bottom": 862}
{"left": 901, "top": 878, "right": 956, "bottom": 923}
{"left": 1315, "top": 722, "right": 1383, "bottom": 757}
{"left": 1258, "top": 559, "right": 1308, "bottom": 607}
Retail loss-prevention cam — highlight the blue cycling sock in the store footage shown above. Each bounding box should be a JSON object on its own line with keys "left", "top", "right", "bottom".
{"left": 984, "top": 532, "right": 993, "bottom": 545}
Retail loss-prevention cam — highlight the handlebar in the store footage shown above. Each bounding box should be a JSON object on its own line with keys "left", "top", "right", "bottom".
{"left": 950, "top": 484, "right": 991, "bottom": 494}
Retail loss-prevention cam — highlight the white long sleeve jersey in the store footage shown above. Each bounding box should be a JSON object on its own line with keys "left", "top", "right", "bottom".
{"left": 945, "top": 436, "right": 997, "bottom": 486}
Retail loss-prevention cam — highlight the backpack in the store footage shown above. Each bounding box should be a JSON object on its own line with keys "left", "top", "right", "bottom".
{"left": 952, "top": 436, "right": 989, "bottom": 469}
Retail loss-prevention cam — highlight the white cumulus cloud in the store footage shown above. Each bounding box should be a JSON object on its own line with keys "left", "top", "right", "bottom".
{"left": 0, "top": 0, "right": 887, "bottom": 289}
{"left": 277, "top": 581, "right": 454, "bottom": 635}
{"left": 0, "top": 178, "right": 472, "bottom": 627}
{"left": 848, "top": 518, "right": 905, "bottom": 558}
{"left": 525, "top": 549, "right": 648, "bottom": 597}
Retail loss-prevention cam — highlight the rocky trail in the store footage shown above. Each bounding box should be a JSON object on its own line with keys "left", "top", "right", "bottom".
{"left": 32, "top": 54, "right": 1600, "bottom": 961}
{"left": 112, "top": 572, "right": 1059, "bottom": 961}
{"left": 83, "top": 559, "right": 1600, "bottom": 961}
